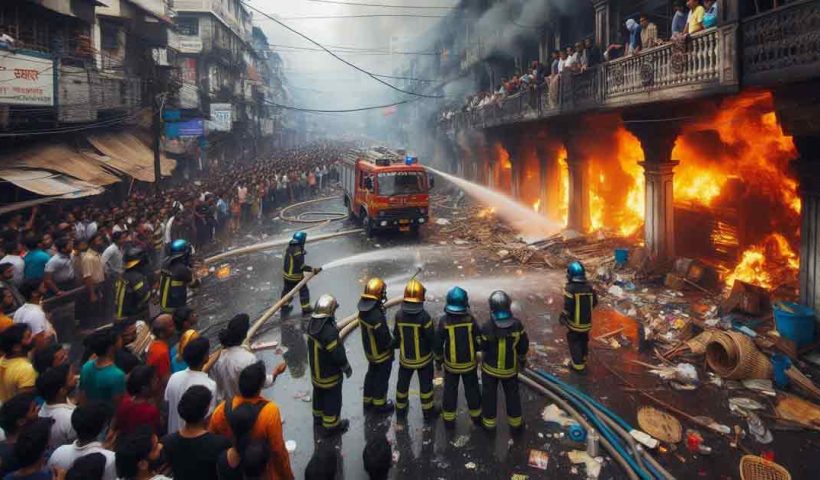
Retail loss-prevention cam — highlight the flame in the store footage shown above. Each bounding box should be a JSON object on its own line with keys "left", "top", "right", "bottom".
{"left": 558, "top": 147, "right": 569, "bottom": 226}
{"left": 532, "top": 199, "right": 541, "bottom": 212}
{"left": 477, "top": 207, "right": 496, "bottom": 218}
{"left": 725, "top": 233, "right": 799, "bottom": 289}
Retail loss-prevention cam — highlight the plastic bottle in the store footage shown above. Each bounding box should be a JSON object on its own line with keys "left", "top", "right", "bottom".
{"left": 586, "top": 428, "right": 600, "bottom": 457}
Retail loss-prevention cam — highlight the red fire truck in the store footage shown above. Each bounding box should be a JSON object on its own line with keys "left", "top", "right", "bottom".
{"left": 340, "top": 146, "right": 433, "bottom": 236}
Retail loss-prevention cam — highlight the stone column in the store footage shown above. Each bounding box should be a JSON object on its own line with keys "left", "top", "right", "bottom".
{"left": 593, "top": 1, "right": 611, "bottom": 48}
{"left": 566, "top": 154, "right": 590, "bottom": 233}
{"left": 536, "top": 143, "right": 560, "bottom": 219}
{"left": 641, "top": 160, "right": 679, "bottom": 260}
{"left": 505, "top": 141, "right": 522, "bottom": 199}
{"left": 795, "top": 136, "right": 820, "bottom": 316}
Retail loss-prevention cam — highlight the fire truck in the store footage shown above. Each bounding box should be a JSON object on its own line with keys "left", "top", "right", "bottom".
{"left": 340, "top": 146, "right": 433, "bottom": 236}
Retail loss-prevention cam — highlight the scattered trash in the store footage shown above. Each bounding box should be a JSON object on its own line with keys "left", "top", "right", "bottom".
{"left": 739, "top": 455, "right": 791, "bottom": 480}
{"left": 586, "top": 429, "right": 600, "bottom": 457}
{"left": 216, "top": 264, "right": 231, "bottom": 280}
{"left": 435, "top": 218, "right": 451, "bottom": 226}
{"left": 451, "top": 435, "right": 469, "bottom": 448}
{"left": 775, "top": 393, "right": 820, "bottom": 429}
{"left": 637, "top": 406, "right": 682, "bottom": 443}
{"left": 567, "top": 423, "right": 587, "bottom": 443}
{"left": 729, "top": 397, "right": 766, "bottom": 411}
{"left": 250, "top": 340, "right": 279, "bottom": 351}
{"left": 464, "top": 462, "right": 476, "bottom": 470}
{"left": 246, "top": 266, "right": 254, "bottom": 271}
{"left": 541, "top": 404, "right": 575, "bottom": 427}
{"left": 527, "top": 449, "right": 549, "bottom": 470}
{"left": 607, "top": 285, "right": 624, "bottom": 298}
{"left": 285, "top": 440, "right": 296, "bottom": 453}
{"left": 742, "top": 379, "right": 776, "bottom": 396}
{"left": 746, "top": 411, "right": 773, "bottom": 444}
{"left": 567, "top": 450, "right": 602, "bottom": 479}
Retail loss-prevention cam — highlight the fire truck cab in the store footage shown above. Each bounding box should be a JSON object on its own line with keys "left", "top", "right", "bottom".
{"left": 340, "top": 146, "right": 433, "bottom": 236}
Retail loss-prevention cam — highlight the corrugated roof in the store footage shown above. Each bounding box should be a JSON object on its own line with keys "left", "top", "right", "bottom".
{"left": 87, "top": 131, "right": 176, "bottom": 182}
{"left": 0, "top": 169, "right": 104, "bottom": 197}
{"left": 4, "top": 143, "right": 121, "bottom": 186}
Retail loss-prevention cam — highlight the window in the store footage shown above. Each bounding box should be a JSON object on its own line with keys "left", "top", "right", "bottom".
{"left": 377, "top": 172, "right": 426, "bottom": 196}
{"left": 176, "top": 17, "right": 198, "bottom": 36}
{"left": 100, "top": 23, "right": 118, "bottom": 50}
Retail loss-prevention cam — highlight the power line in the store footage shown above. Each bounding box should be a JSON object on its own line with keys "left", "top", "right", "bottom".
{"left": 264, "top": 99, "right": 409, "bottom": 113}
{"left": 305, "top": 0, "right": 455, "bottom": 9}
{"left": 267, "top": 43, "right": 439, "bottom": 56}
{"left": 242, "top": 2, "right": 442, "bottom": 99}
{"left": 278, "top": 14, "right": 445, "bottom": 19}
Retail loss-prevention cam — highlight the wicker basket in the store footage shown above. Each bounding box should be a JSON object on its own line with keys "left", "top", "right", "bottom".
{"left": 685, "top": 330, "right": 716, "bottom": 355}
{"left": 706, "top": 331, "right": 773, "bottom": 380}
{"left": 740, "top": 455, "right": 791, "bottom": 480}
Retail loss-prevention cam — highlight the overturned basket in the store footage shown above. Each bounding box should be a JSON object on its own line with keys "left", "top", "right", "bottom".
{"left": 740, "top": 455, "right": 791, "bottom": 480}
{"left": 706, "top": 331, "right": 773, "bottom": 380}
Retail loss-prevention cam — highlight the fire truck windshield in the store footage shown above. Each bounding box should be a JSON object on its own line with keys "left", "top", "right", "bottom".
{"left": 377, "top": 172, "right": 426, "bottom": 196}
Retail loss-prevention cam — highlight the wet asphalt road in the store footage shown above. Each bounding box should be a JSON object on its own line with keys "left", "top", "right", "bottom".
{"left": 189, "top": 197, "right": 820, "bottom": 480}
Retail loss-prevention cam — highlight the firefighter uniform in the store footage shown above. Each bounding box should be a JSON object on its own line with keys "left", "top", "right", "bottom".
{"left": 480, "top": 291, "right": 529, "bottom": 431}
{"left": 115, "top": 249, "right": 151, "bottom": 322}
{"left": 307, "top": 295, "right": 351, "bottom": 436}
{"left": 561, "top": 261, "right": 598, "bottom": 372}
{"left": 159, "top": 260, "right": 192, "bottom": 313}
{"left": 393, "top": 279, "right": 436, "bottom": 418}
{"left": 358, "top": 278, "right": 394, "bottom": 412}
{"left": 435, "top": 287, "right": 482, "bottom": 426}
{"left": 281, "top": 233, "right": 313, "bottom": 314}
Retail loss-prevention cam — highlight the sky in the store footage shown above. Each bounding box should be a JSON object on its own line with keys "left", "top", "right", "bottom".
{"left": 246, "top": 0, "right": 458, "bottom": 112}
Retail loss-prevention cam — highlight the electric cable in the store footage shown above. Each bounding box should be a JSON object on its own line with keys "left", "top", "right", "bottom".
{"left": 242, "top": 1, "right": 443, "bottom": 99}
{"left": 276, "top": 14, "right": 445, "bottom": 20}
{"left": 263, "top": 99, "right": 411, "bottom": 113}
{"left": 305, "top": 0, "right": 455, "bottom": 9}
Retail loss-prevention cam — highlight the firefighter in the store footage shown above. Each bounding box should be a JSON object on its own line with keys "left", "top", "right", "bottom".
{"left": 159, "top": 239, "right": 196, "bottom": 314}
{"left": 435, "top": 286, "right": 482, "bottom": 428}
{"left": 393, "top": 278, "right": 437, "bottom": 420}
{"left": 114, "top": 247, "right": 151, "bottom": 322}
{"left": 358, "top": 278, "right": 395, "bottom": 414}
{"left": 480, "top": 291, "right": 529, "bottom": 432}
{"left": 281, "top": 231, "right": 317, "bottom": 315}
{"left": 561, "top": 261, "right": 598, "bottom": 373}
{"left": 307, "top": 294, "right": 352, "bottom": 437}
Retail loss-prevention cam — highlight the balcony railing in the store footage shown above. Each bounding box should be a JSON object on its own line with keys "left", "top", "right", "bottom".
{"left": 742, "top": 0, "right": 820, "bottom": 85}
{"left": 445, "top": 24, "right": 739, "bottom": 133}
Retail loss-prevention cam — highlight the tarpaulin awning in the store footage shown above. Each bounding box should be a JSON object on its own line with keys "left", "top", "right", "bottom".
{"left": 87, "top": 131, "right": 176, "bottom": 182}
{"left": 0, "top": 169, "right": 104, "bottom": 198}
{"left": 4, "top": 143, "right": 120, "bottom": 186}
{"left": 80, "top": 150, "right": 154, "bottom": 183}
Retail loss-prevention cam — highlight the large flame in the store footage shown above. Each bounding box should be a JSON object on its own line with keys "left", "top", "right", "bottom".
{"left": 724, "top": 233, "right": 799, "bottom": 289}
{"left": 558, "top": 147, "right": 569, "bottom": 226}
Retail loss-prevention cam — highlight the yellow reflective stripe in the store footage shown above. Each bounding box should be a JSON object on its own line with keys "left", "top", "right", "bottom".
{"left": 498, "top": 337, "right": 506, "bottom": 371}
{"left": 469, "top": 409, "right": 481, "bottom": 418}
{"left": 366, "top": 349, "right": 392, "bottom": 364}
{"left": 312, "top": 341, "right": 321, "bottom": 380}
{"left": 326, "top": 340, "right": 338, "bottom": 351}
{"left": 468, "top": 324, "right": 474, "bottom": 362}
{"left": 160, "top": 277, "right": 170, "bottom": 308}
{"left": 508, "top": 416, "right": 523, "bottom": 427}
{"left": 396, "top": 391, "right": 409, "bottom": 399}
{"left": 421, "top": 400, "right": 434, "bottom": 409}
{"left": 115, "top": 281, "right": 126, "bottom": 318}
{"left": 400, "top": 354, "right": 432, "bottom": 368}
{"left": 372, "top": 398, "right": 386, "bottom": 406}
{"left": 482, "top": 417, "right": 497, "bottom": 428}
{"left": 447, "top": 325, "right": 457, "bottom": 364}
{"left": 134, "top": 281, "right": 144, "bottom": 290}
{"left": 170, "top": 280, "right": 185, "bottom": 287}
{"left": 423, "top": 320, "right": 432, "bottom": 328}
{"left": 283, "top": 272, "right": 304, "bottom": 281}
{"left": 442, "top": 411, "right": 456, "bottom": 421}
{"left": 419, "top": 390, "right": 433, "bottom": 399}
{"left": 482, "top": 363, "right": 516, "bottom": 379}
{"left": 312, "top": 375, "right": 341, "bottom": 388}
{"left": 361, "top": 318, "right": 382, "bottom": 361}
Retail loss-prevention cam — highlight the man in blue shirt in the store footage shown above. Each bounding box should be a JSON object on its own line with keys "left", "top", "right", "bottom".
{"left": 23, "top": 234, "right": 51, "bottom": 282}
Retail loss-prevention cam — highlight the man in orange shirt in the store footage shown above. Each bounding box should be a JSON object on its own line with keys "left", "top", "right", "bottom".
{"left": 209, "top": 361, "right": 293, "bottom": 480}
{"left": 146, "top": 314, "right": 174, "bottom": 390}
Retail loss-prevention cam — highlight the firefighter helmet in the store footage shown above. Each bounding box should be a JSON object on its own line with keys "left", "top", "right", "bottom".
{"left": 169, "top": 239, "right": 192, "bottom": 262}
{"left": 567, "top": 261, "right": 586, "bottom": 283}
{"left": 444, "top": 286, "right": 469, "bottom": 314}
{"left": 358, "top": 277, "right": 386, "bottom": 311}
{"left": 175, "top": 329, "right": 199, "bottom": 361}
{"left": 489, "top": 290, "right": 514, "bottom": 327}
{"left": 292, "top": 231, "right": 307, "bottom": 245}
{"left": 124, "top": 247, "right": 145, "bottom": 270}
{"left": 402, "top": 279, "right": 426, "bottom": 314}
{"left": 312, "top": 294, "right": 339, "bottom": 319}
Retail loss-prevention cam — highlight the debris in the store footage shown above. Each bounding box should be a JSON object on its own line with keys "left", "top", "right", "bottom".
{"left": 216, "top": 264, "right": 231, "bottom": 280}
{"left": 567, "top": 450, "right": 602, "bottom": 479}
{"left": 541, "top": 404, "right": 575, "bottom": 427}
{"left": 527, "top": 449, "right": 549, "bottom": 470}
{"left": 607, "top": 285, "right": 625, "bottom": 298}
{"left": 705, "top": 331, "right": 773, "bottom": 381}
{"left": 285, "top": 440, "right": 296, "bottom": 453}
{"left": 247, "top": 266, "right": 254, "bottom": 271}
{"left": 720, "top": 281, "right": 771, "bottom": 316}
{"left": 785, "top": 366, "right": 820, "bottom": 402}
{"left": 729, "top": 397, "right": 766, "bottom": 411}
{"left": 435, "top": 218, "right": 451, "bottom": 225}
{"left": 250, "top": 340, "right": 279, "bottom": 351}
{"left": 775, "top": 393, "right": 820, "bottom": 430}
{"left": 739, "top": 455, "right": 792, "bottom": 480}
{"left": 664, "top": 273, "right": 687, "bottom": 290}
{"left": 747, "top": 411, "right": 773, "bottom": 444}
{"left": 451, "top": 435, "right": 469, "bottom": 448}
{"left": 464, "top": 462, "right": 476, "bottom": 470}
{"left": 567, "top": 423, "right": 587, "bottom": 443}
{"left": 637, "top": 406, "right": 682, "bottom": 443}
{"left": 742, "top": 379, "right": 776, "bottom": 396}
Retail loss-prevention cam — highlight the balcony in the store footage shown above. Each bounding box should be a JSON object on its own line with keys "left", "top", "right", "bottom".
{"left": 448, "top": 25, "right": 739, "bottom": 132}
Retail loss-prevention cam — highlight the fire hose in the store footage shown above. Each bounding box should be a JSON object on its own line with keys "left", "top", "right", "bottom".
{"left": 279, "top": 195, "right": 348, "bottom": 224}
{"left": 204, "top": 228, "right": 362, "bottom": 265}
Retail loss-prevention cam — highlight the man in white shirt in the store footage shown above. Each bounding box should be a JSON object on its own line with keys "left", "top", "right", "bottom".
{"left": 210, "top": 314, "right": 284, "bottom": 403}
{"left": 35, "top": 364, "right": 77, "bottom": 448}
{"left": 48, "top": 403, "right": 117, "bottom": 480}
{"left": 101, "top": 231, "right": 126, "bottom": 278}
{"left": 0, "top": 241, "right": 25, "bottom": 287}
{"left": 164, "top": 337, "right": 216, "bottom": 433}
{"left": 43, "top": 237, "right": 75, "bottom": 295}
{"left": 13, "top": 279, "right": 55, "bottom": 349}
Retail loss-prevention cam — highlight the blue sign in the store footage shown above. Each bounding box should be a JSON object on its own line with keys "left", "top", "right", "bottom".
{"left": 162, "top": 109, "right": 181, "bottom": 121}
{"left": 165, "top": 119, "right": 204, "bottom": 138}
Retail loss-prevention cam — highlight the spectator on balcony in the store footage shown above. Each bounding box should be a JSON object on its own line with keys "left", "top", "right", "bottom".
{"left": 564, "top": 45, "right": 580, "bottom": 72}
{"left": 584, "top": 38, "right": 602, "bottom": 67}
{"left": 703, "top": 0, "right": 719, "bottom": 28}
{"left": 557, "top": 50, "right": 568, "bottom": 73}
{"left": 685, "top": 0, "right": 706, "bottom": 34}
{"left": 625, "top": 18, "right": 642, "bottom": 55}
{"left": 672, "top": 1, "right": 688, "bottom": 36}
{"left": 550, "top": 50, "right": 561, "bottom": 75}
{"left": 638, "top": 14, "right": 660, "bottom": 51}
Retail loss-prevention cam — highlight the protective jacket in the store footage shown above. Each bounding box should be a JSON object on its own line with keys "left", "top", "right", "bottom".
{"left": 435, "top": 312, "right": 481, "bottom": 374}
{"left": 115, "top": 269, "right": 150, "bottom": 320}
{"left": 307, "top": 316, "right": 350, "bottom": 389}
{"left": 392, "top": 309, "right": 435, "bottom": 369}
{"left": 358, "top": 305, "right": 393, "bottom": 364}
{"left": 561, "top": 281, "right": 598, "bottom": 333}
{"left": 480, "top": 318, "right": 529, "bottom": 379}
{"left": 283, "top": 243, "right": 312, "bottom": 281}
{"left": 159, "top": 260, "right": 192, "bottom": 312}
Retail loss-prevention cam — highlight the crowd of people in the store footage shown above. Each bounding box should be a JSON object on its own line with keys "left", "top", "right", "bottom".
{"left": 440, "top": 0, "right": 720, "bottom": 121}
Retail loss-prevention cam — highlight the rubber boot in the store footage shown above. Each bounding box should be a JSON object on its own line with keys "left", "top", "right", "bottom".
{"left": 423, "top": 407, "right": 439, "bottom": 422}
{"left": 322, "top": 419, "right": 350, "bottom": 438}
{"left": 373, "top": 400, "right": 395, "bottom": 414}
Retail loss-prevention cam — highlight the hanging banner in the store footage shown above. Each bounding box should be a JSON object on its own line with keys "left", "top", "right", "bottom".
{"left": 209, "top": 103, "right": 232, "bottom": 132}
{"left": 0, "top": 51, "right": 54, "bottom": 106}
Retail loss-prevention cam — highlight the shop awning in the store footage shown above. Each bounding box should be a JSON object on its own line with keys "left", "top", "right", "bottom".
{"left": 87, "top": 132, "right": 176, "bottom": 182}
{"left": 80, "top": 150, "right": 155, "bottom": 183}
{"left": 0, "top": 169, "right": 104, "bottom": 198}
{"left": 4, "top": 143, "right": 120, "bottom": 186}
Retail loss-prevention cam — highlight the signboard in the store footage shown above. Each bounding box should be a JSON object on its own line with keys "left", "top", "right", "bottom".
{"left": 166, "top": 118, "right": 204, "bottom": 138}
{"left": 177, "top": 38, "right": 203, "bottom": 54}
{"left": 179, "top": 58, "right": 199, "bottom": 109}
{"left": 0, "top": 51, "right": 54, "bottom": 106}
{"left": 209, "top": 103, "right": 232, "bottom": 132}
{"left": 163, "top": 109, "right": 181, "bottom": 121}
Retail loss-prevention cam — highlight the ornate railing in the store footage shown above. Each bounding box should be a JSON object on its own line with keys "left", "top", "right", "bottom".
{"left": 742, "top": 0, "right": 820, "bottom": 85}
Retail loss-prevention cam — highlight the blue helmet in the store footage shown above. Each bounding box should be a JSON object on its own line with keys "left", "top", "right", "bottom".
{"left": 170, "top": 239, "right": 190, "bottom": 254}
{"left": 567, "top": 261, "right": 586, "bottom": 283}
{"left": 292, "top": 231, "right": 307, "bottom": 245}
{"left": 444, "top": 286, "right": 469, "bottom": 314}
